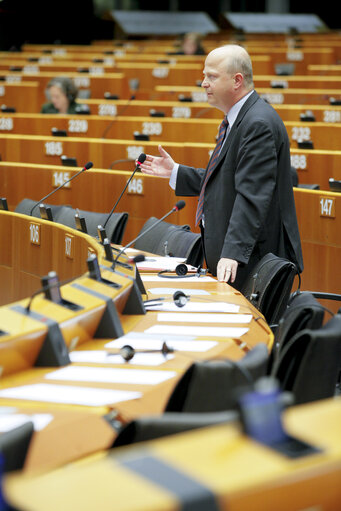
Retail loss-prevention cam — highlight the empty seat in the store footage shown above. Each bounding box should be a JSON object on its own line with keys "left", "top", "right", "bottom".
{"left": 134, "top": 217, "right": 203, "bottom": 267}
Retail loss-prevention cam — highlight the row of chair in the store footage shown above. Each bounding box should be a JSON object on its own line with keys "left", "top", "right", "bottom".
{"left": 111, "top": 286, "right": 341, "bottom": 448}
{"left": 14, "top": 198, "right": 204, "bottom": 268}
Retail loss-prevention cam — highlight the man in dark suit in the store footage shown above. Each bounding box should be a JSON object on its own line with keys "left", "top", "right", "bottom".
{"left": 139, "top": 44, "right": 303, "bottom": 290}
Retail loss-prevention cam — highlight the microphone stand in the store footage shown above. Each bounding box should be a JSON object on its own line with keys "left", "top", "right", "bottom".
{"left": 29, "top": 162, "right": 93, "bottom": 216}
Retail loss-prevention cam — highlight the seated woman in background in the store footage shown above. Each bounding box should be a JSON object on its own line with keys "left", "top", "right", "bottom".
{"left": 170, "top": 32, "right": 206, "bottom": 56}
{"left": 41, "top": 77, "right": 79, "bottom": 114}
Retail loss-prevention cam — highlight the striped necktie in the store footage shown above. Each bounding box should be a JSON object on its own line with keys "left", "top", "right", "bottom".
{"left": 195, "top": 117, "right": 229, "bottom": 226}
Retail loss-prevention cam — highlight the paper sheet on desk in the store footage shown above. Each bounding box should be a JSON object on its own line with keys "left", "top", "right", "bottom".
{"left": 142, "top": 275, "right": 215, "bottom": 282}
{"left": 0, "top": 413, "right": 53, "bottom": 432}
{"left": 147, "top": 287, "right": 210, "bottom": 296}
{"left": 70, "top": 350, "right": 174, "bottom": 366}
{"left": 45, "top": 366, "right": 177, "bottom": 386}
{"left": 136, "top": 256, "right": 195, "bottom": 272}
{"left": 157, "top": 312, "right": 252, "bottom": 323}
{"left": 145, "top": 325, "right": 249, "bottom": 338}
{"left": 0, "top": 384, "right": 142, "bottom": 407}
{"left": 145, "top": 301, "right": 240, "bottom": 312}
{"left": 105, "top": 332, "right": 217, "bottom": 352}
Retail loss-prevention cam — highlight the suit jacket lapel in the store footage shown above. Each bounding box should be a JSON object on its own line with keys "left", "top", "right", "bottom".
{"left": 204, "top": 91, "right": 260, "bottom": 182}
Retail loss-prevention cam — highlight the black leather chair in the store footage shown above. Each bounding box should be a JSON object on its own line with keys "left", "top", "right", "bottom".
{"left": 134, "top": 217, "right": 203, "bottom": 267}
{"left": 112, "top": 410, "right": 239, "bottom": 447}
{"left": 15, "top": 198, "right": 65, "bottom": 220}
{"left": 241, "top": 252, "right": 298, "bottom": 327}
{"left": 267, "top": 291, "right": 326, "bottom": 373}
{"left": 0, "top": 421, "right": 34, "bottom": 472}
{"left": 55, "top": 207, "right": 128, "bottom": 244}
{"left": 270, "top": 313, "right": 341, "bottom": 405}
{"left": 164, "top": 343, "right": 269, "bottom": 413}
{"left": 15, "top": 199, "right": 128, "bottom": 244}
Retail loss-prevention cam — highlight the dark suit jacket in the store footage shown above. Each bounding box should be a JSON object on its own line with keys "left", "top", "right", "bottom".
{"left": 175, "top": 91, "right": 303, "bottom": 289}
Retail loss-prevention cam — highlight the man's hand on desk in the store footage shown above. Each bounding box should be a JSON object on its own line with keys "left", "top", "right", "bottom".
{"left": 217, "top": 258, "right": 238, "bottom": 283}
{"left": 138, "top": 144, "right": 175, "bottom": 178}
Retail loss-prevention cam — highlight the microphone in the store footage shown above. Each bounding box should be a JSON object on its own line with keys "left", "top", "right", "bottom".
{"left": 111, "top": 200, "right": 186, "bottom": 271}
{"left": 102, "top": 153, "right": 146, "bottom": 229}
{"left": 29, "top": 161, "right": 93, "bottom": 216}
{"left": 101, "top": 94, "right": 137, "bottom": 139}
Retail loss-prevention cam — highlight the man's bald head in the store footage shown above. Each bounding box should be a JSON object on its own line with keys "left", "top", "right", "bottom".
{"left": 207, "top": 45, "right": 254, "bottom": 90}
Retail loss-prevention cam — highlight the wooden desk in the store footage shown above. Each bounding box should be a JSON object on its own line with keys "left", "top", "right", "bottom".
{"left": 0, "top": 161, "right": 200, "bottom": 243}
{"left": 154, "top": 85, "right": 341, "bottom": 105}
{"left": 0, "top": 132, "right": 214, "bottom": 170}
{"left": 293, "top": 187, "right": 341, "bottom": 312}
{"left": 4, "top": 397, "right": 341, "bottom": 510}
{"left": 308, "top": 64, "right": 341, "bottom": 76}
{"left": 0, "top": 70, "right": 130, "bottom": 103}
{"left": 0, "top": 81, "right": 39, "bottom": 113}
{"left": 1, "top": 113, "right": 341, "bottom": 150}
{"left": 0, "top": 211, "right": 273, "bottom": 476}
{"left": 0, "top": 161, "right": 339, "bottom": 313}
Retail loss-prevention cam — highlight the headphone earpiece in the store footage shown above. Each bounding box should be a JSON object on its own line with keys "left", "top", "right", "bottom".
{"left": 173, "top": 290, "right": 190, "bottom": 308}
{"left": 175, "top": 263, "right": 188, "bottom": 276}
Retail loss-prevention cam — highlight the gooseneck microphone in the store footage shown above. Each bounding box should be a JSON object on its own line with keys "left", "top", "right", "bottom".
{"left": 103, "top": 153, "right": 146, "bottom": 229}
{"left": 29, "top": 161, "right": 93, "bottom": 216}
{"left": 111, "top": 200, "right": 186, "bottom": 271}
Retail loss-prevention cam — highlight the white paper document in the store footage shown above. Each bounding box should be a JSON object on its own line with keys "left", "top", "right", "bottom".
{"left": 145, "top": 325, "right": 249, "bottom": 338}
{"left": 45, "top": 366, "right": 176, "bottom": 386}
{"left": 141, "top": 275, "right": 215, "bottom": 282}
{"left": 70, "top": 350, "right": 174, "bottom": 366}
{"left": 145, "top": 301, "right": 239, "bottom": 313}
{"left": 105, "top": 332, "right": 217, "bottom": 352}
{"left": 137, "top": 256, "right": 190, "bottom": 271}
{"left": 147, "top": 287, "right": 211, "bottom": 296}
{"left": 0, "top": 384, "right": 142, "bottom": 407}
{"left": 157, "top": 313, "right": 252, "bottom": 323}
{"left": 0, "top": 413, "right": 53, "bottom": 432}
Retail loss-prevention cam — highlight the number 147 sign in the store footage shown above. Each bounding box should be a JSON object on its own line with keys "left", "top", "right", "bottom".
{"left": 320, "top": 197, "right": 335, "bottom": 218}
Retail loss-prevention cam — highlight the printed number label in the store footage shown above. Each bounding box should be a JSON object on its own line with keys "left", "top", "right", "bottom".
{"left": 260, "top": 93, "right": 284, "bottom": 104}
{"left": 172, "top": 106, "right": 191, "bottom": 118}
{"left": 152, "top": 67, "right": 169, "bottom": 78}
{"left": 286, "top": 51, "right": 303, "bottom": 61}
{"left": 142, "top": 122, "right": 162, "bottom": 136}
{"left": 323, "top": 110, "right": 341, "bottom": 123}
{"left": 191, "top": 91, "right": 208, "bottom": 102}
{"left": 89, "top": 66, "right": 104, "bottom": 75}
{"left": 74, "top": 77, "right": 90, "bottom": 88}
{"left": 98, "top": 103, "right": 117, "bottom": 116}
{"left": 65, "top": 235, "right": 74, "bottom": 258}
{"left": 29, "top": 223, "right": 40, "bottom": 245}
{"left": 127, "top": 145, "right": 144, "bottom": 160}
{"left": 320, "top": 197, "right": 335, "bottom": 218}
{"left": 291, "top": 126, "right": 311, "bottom": 141}
{"left": 127, "top": 178, "right": 143, "bottom": 195}
{"left": 45, "top": 141, "right": 63, "bottom": 155}
{"left": 291, "top": 154, "right": 307, "bottom": 170}
{"left": 0, "top": 117, "right": 13, "bottom": 130}
{"left": 68, "top": 119, "right": 88, "bottom": 133}
{"left": 52, "top": 171, "right": 70, "bottom": 188}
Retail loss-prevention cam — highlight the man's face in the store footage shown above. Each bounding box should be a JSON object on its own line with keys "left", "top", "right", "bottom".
{"left": 201, "top": 51, "right": 236, "bottom": 113}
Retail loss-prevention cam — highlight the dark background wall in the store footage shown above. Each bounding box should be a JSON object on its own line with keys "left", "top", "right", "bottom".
{"left": 0, "top": 0, "right": 339, "bottom": 50}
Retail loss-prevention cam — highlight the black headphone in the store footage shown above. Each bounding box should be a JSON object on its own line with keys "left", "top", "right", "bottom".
{"left": 144, "top": 290, "right": 190, "bottom": 309}
{"left": 108, "top": 342, "right": 174, "bottom": 362}
{"left": 158, "top": 264, "right": 207, "bottom": 279}
{"left": 45, "top": 77, "right": 78, "bottom": 103}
